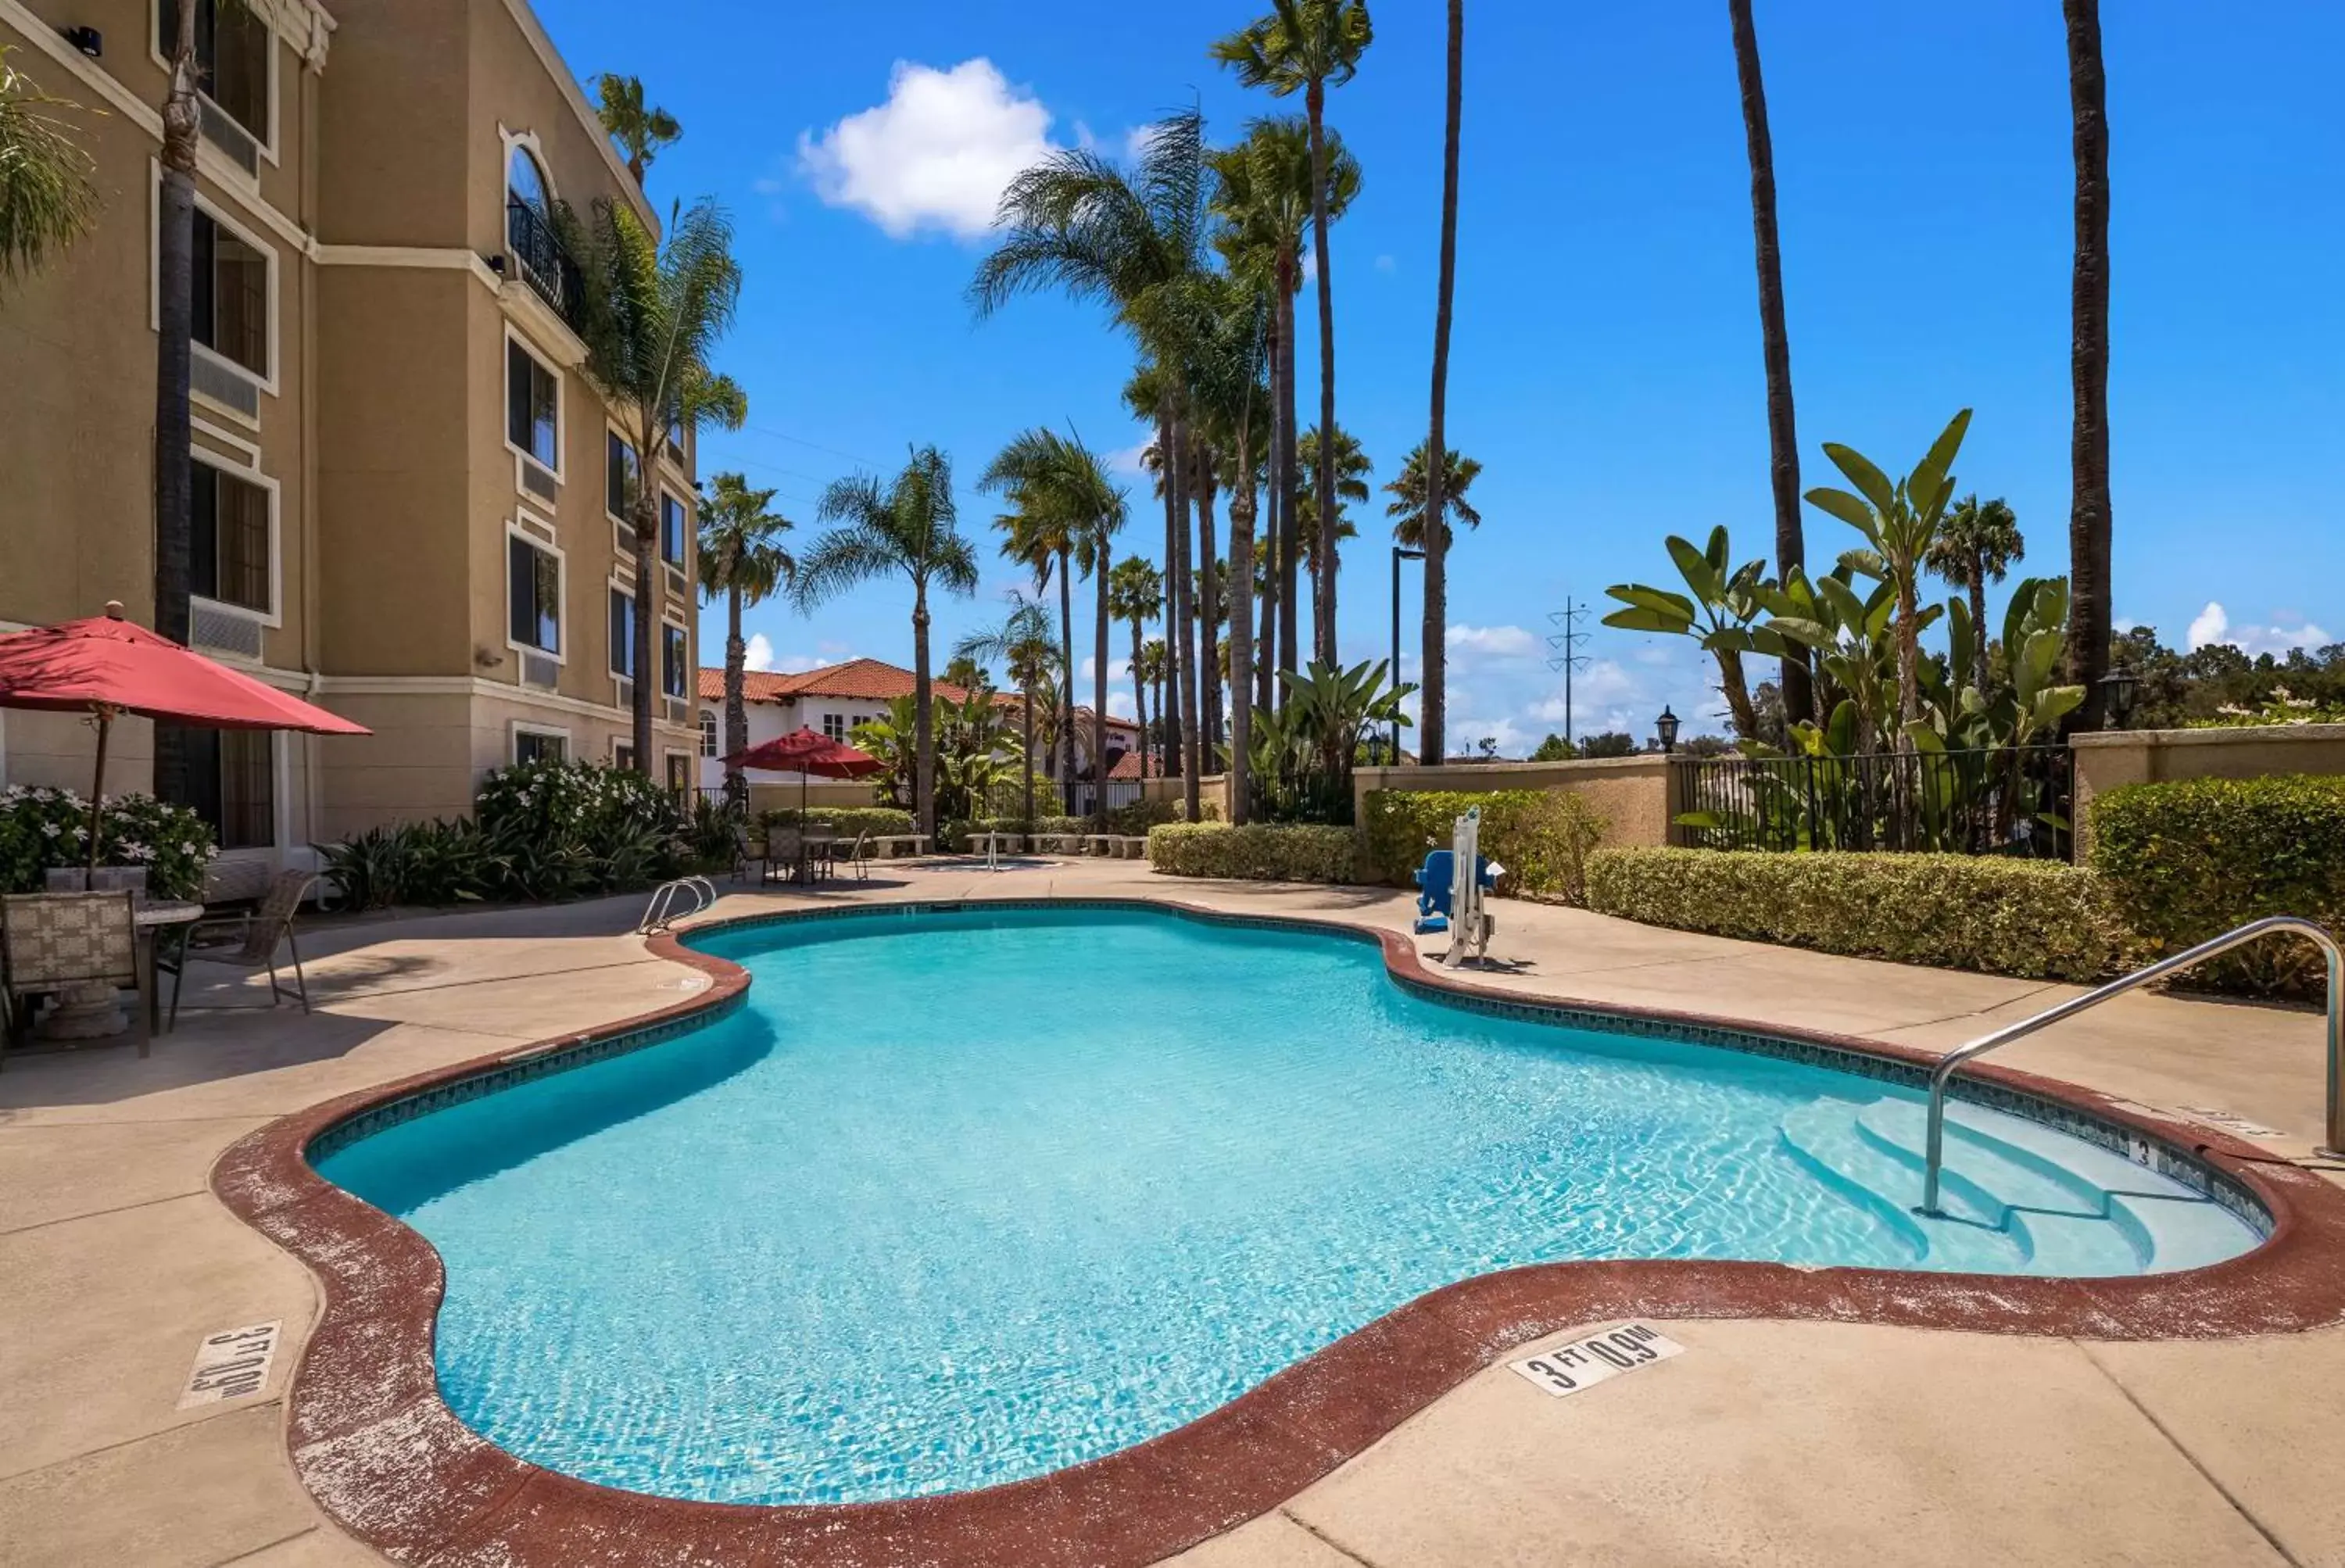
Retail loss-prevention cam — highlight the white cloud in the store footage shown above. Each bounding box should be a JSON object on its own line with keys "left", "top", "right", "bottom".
{"left": 1300, "top": 249, "right": 1318, "bottom": 285}
{"left": 2188, "top": 601, "right": 2332, "bottom": 657}
{"left": 1107, "top": 686, "right": 1136, "bottom": 718}
{"left": 2186, "top": 602, "right": 2229, "bottom": 651}
{"left": 1079, "top": 655, "right": 1098, "bottom": 682}
{"left": 1445, "top": 624, "right": 1540, "bottom": 664}
{"left": 779, "top": 653, "right": 834, "bottom": 675}
{"left": 1107, "top": 439, "right": 1154, "bottom": 478}
{"left": 743, "top": 634, "right": 776, "bottom": 672}
{"left": 797, "top": 59, "right": 1056, "bottom": 241}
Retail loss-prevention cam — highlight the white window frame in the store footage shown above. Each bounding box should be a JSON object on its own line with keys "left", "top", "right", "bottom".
{"left": 510, "top": 721, "right": 571, "bottom": 766}
{"left": 605, "top": 424, "right": 642, "bottom": 528}
{"left": 150, "top": 170, "right": 282, "bottom": 409}
{"left": 149, "top": 0, "right": 281, "bottom": 168}
{"left": 658, "top": 485, "right": 690, "bottom": 580}
{"left": 659, "top": 611, "right": 690, "bottom": 701}
{"left": 606, "top": 573, "right": 640, "bottom": 682}
{"left": 504, "top": 521, "right": 567, "bottom": 665}
{"left": 502, "top": 325, "right": 564, "bottom": 491}
{"left": 663, "top": 749, "right": 693, "bottom": 793}
{"left": 189, "top": 445, "right": 282, "bottom": 627}
{"left": 500, "top": 126, "right": 558, "bottom": 209}
{"left": 698, "top": 710, "right": 718, "bottom": 757}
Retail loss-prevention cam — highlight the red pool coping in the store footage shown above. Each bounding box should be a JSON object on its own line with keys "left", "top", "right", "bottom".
{"left": 212, "top": 895, "right": 2345, "bottom": 1567}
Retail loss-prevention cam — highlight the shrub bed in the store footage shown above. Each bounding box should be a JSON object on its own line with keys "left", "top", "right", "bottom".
{"left": 0, "top": 785, "right": 216, "bottom": 900}
{"left": 760, "top": 806, "right": 916, "bottom": 838}
{"left": 1362, "top": 789, "right": 1609, "bottom": 904}
{"left": 1146, "top": 822, "right": 1361, "bottom": 882}
{"left": 2091, "top": 774, "right": 2345, "bottom": 998}
{"left": 1584, "top": 847, "right": 2126, "bottom": 982}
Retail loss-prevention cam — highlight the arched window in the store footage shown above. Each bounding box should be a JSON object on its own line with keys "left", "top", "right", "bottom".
{"left": 507, "top": 145, "right": 550, "bottom": 214}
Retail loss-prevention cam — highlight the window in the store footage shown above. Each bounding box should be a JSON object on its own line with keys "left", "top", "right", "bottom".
{"left": 666, "top": 754, "right": 691, "bottom": 794}
{"left": 822, "top": 713, "right": 846, "bottom": 743}
{"left": 507, "top": 145, "right": 550, "bottom": 214}
{"left": 159, "top": 0, "right": 270, "bottom": 146}
{"left": 607, "top": 587, "right": 636, "bottom": 678}
{"left": 514, "top": 729, "right": 567, "bottom": 765}
{"left": 614, "top": 743, "right": 635, "bottom": 772}
{"left": 661, "top": 492, "right": 686, "bottom": 567}
{"left": 192, "top": 209, "right": 267, "bottom": 378}
{"left": 192, "top": 461, "right": 270, "bottom": 613}
{"left": 183, "top": 727, "right": 273, "bottom": 850}
{"left": 607, "top": 434, "right": 639, "bottom": 519}
{"left": 661, "top": 623, "right": 688, "bottom": 698}
{"left": 508, "top": 534, "right": 560, "bottom": 654}
{"left": 506, "top": 338, "right": 558, "bottom": 472}
{"left": 699, "top": 711, "right": 718, "bottom": 757}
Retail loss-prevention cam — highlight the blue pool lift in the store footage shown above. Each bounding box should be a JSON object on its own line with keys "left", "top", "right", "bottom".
{"left": 1412, "top": 806, "right": 1501, "bottom": 966}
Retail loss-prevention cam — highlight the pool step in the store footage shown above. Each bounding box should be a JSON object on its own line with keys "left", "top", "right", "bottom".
{"left": 1774, "top": 1101, "right": 2024, "bottom": 1274}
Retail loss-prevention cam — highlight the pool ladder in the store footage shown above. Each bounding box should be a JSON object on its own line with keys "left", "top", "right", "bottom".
{"left": 637, "top": 876, "right": 717, "bottom": 936}
{"left": 1920, "top": 915, "right": 2343, "bottom": 1217}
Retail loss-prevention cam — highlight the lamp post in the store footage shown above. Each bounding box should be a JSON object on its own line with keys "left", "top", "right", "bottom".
{"left": 2099, "top": 667, "right": 2139, "bottom": 730}
{"left": 1391, "top": 546, "right": 1425, "bottom": 764}
{"left": 1655, "top": 704, "right": 1681, "bottom": 755}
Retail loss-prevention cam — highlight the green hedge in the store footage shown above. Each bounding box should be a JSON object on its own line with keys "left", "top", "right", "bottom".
{"left": 760, "top": 807, "right": 915, "bottom": 836}
{"left": 1362, "top": 789, "right": 1609, "bottom": 904}
{"left": 1146, "top": 822, "right": 1361, "bottom": 882}
{"left": 2091, "top": 774, "right": 2345, "bottom": 998}
{"left": 1584, "top": 847, "right": 2126, "bottom": 982}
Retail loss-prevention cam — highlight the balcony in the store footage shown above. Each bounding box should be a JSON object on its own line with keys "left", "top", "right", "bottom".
{"left": 504, "top": 198, "right": 585, "bottom": 331}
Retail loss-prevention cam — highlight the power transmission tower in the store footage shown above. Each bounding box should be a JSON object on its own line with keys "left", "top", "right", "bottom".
{"left": 1547, "top": 600, "right": 1594, "bottom": 745}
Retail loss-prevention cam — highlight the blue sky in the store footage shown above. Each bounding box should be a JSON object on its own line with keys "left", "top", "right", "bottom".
{"left": 536, "top": 0, "right": 2343, "bottom": 750}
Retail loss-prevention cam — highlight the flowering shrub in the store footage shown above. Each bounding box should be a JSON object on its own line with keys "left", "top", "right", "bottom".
{"left": 2182, "top": 688, "right": 2345, "bottom": 728}
{"left": 0, "top": 785, "right": 217, "bottom": 900}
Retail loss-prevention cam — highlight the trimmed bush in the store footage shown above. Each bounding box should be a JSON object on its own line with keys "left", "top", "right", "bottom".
{"left": 1584, "top": 847, "right": 2126, "bottom": 982}
{"left": 2091, "top": 774, "right": 2345, "bottom": 998}
{"left": 760, "top": 806, "right": 916, "bottom": 838}
{"left": 1362, "top": 789, "right": 1609, "bottom": 904}
{"left": 1147, "top": 822, "right": 1361, "bottom": 882}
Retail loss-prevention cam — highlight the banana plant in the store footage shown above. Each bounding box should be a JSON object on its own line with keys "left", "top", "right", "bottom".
{"left": 1758, "top": 566, "right": 1924, "bottom": 757}
{"left": 1602, "top": 525, "right": 1790, "bottom": 741}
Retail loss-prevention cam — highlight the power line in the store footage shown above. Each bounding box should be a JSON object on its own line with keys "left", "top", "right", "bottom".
{"left": 1547, "top": 599, "right": 1595, "bottom": 745}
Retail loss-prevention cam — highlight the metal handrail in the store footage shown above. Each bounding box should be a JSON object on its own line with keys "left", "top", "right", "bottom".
{"left": 636, "top": 876, "right": 716, "bottom": 936}
{"left": 1920, "top": 915, "right": 2343, "bottom": 1217}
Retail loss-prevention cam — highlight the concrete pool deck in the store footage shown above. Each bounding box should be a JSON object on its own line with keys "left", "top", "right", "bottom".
{"left": 3, "top": 857, "right": 2341, "bottom": 1566}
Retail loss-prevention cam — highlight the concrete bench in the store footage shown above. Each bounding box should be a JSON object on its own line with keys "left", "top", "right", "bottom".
{"left": 865, "top": 834, "right": 933, "bottom": 859}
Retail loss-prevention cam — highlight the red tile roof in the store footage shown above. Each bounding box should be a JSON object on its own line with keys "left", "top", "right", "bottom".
{"left": 1108, "top": 749, "right": 1163, "bottom": 780}
{"left": 696, "top": 658, "right": 973, "bottom": 706}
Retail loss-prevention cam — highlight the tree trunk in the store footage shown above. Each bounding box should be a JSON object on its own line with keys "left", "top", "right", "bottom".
{"left": 1228, "top": 449, "right": 1257, "bottom": 826}
{"left": 1258, "top": 303, "right": 1283, "bottom": 714}
{"left": 1022, "top": 689, "right": 1034, "bottom": 828}
{"left": 1968, "top": 568, "right": 1989, "bottom": 682}
{"left": 1171, "top": 414, "right": 1202, "bottom": 822}
{"left": 724, "top": 584, "right": 748, "bottom": 800}
{"left": 1157, "top": 413, "right": 1186, "bottom": 779}
{"left": 1307, "top": 79, "right": 1340, "bottom": 668}
{"left": 152, "top": 0, "right": 201, "bottom": 805}
{"left": 1421, "top": 0, "right": 1464, "bottom": 768}
{"left": 1276, "top": 259, "right": 1301, "bottom": 703}
{"left": 1057, "top": 546, "right": 1076, "bottom": 814}
{"left": 1895, "top": 577, "right": 1921, "bottom": 739}
{"left": 1129, "top": 616, "right": 1147, "bottom": 783}
{"left": 1716, "top": 647, "right": 1760, "bottom": 743}
{"left": 632, "top": 491, "right": 657, "bottom": 774}
{"left": 1197, "top": 456, "right": 1221, "bottom": 767}
{"left": 912, "top": 585, "right": 935, "bottom": 835}
{"left": 2061, "top": 0, "right": 2113, "bottom": 729}
{"left": 1092, "top": 544, "right": 1112, "bottom": 826}
{"left": 1730, "top": 0, "right": 1813, "bottom": 727}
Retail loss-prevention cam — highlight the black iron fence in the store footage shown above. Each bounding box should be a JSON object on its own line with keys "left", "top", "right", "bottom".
{"left": 1247, "top": 765, "right": 1355, "bottom": 826}
{"left": 1668, "top": 745, "right": 2075, "bottom": 860}
{"left": 505, "top": 198, "right": 585, "bottom": 328}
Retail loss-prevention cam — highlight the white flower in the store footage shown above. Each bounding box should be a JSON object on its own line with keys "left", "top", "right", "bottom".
{"left": 39, "top": 822, "right": 60, "bottom": 837}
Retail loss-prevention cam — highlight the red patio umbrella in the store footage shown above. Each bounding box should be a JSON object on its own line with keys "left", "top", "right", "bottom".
{"left": 0, "top": 602, "right": 371, "bottom": 870}
{"left": 723, "top": 726, "right": 883, "bottom": 819}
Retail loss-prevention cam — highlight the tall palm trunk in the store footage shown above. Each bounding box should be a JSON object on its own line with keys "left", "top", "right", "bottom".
{"left": 1092, "top": 546, "right": 1111, "bottom": 825}
{"left": 1157, "top": 413, "right": 1186, "bottom": 779}
{"left": 631, "top": 495, "right": 657, "bottom": 771}
{"left": 2061, "top": 0, "right": 2113, "bottom": 729}
{"left": 1170, "top": 414, "right": 1202, "bottom": 821}
{"left": 1276, "top": 257, "right": 1301, "bottom": 701}
{"left": 1306, "top": 79, "right": 1340, "bottom": 667}
{"left": 724, "top": 584, "right": 749, "bottom": 799}
{"left": 1197, "top": 456, "right": 1222, "bottom": 766}
{"left": 1227, "top": 442, "right": 1257, "bottom": 825}
{"left": 1420, "top": 0, "right": 1464, "bottom": 768}
{"left": 1021, "top": 689, "right": 1035, "bottom": 827}
{"left": 911, "top": 585, "right": 936, "bottom": 835}
{"left": 1056, "top": 547, "right": 1076, "bottom": 814}
{"left": 1258, "top": 306, "right": 1283, "bottom": 713}
{"left": 1128, "top": 614, "right": 1149, "bottom": 784}
{"left": 152, "top": 0, "right": 202, "bottom": 804}
{"left": 1729, "top": 0, "right": 1812, "bottom": 726}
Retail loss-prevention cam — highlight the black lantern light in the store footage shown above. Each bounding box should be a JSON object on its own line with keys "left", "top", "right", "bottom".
{"left": 2099, "top": 667, "right": 2139, "bottom": 729}
{"left": 1655, "top": 705, "right": 1681, "bottom": 754}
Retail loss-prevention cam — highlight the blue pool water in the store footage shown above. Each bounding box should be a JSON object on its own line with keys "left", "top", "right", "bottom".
{"left": 317, "top": 906, "right": 2256, "bottom": 1505}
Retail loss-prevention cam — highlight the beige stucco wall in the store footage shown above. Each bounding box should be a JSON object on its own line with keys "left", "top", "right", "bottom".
{"left": 1352, "top": 757, "right": 1671, "bottom": 848}
{"left": 746, "top": 782, "right": 889, "bottom": 818}
{"left": 2072, "top": 724, "right": 2345, "bottom": 855}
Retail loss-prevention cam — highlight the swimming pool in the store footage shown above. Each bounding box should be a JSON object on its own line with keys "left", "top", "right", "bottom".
{"left": 315, "top": 904, "right": 2258, "bottom": 1506}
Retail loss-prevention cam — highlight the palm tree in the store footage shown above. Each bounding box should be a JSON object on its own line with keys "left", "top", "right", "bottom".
{"left": 941, "top": 654, "right": 986, "bottom": 693}
{"left": 1069, "top": 460, "right": 1131, "bottom": 824}
{"left": 791, "top": 446, "right": 980, "bottom": 834}
{"left": 2062, "top": 0, "right": 2114, "bottom": 729}
{"left": 1728, "top": 0, "right": 1812, "bottom": 726}
{"left": 1384, "top": 441, "right": 1481, "bottom": 550}
{"left": 954, "top": 594, "right": 1059, "bottom": 829}
{"left": 594, "top": 74, "right": 681, "bottom": 188}
{"left": 696, "top": 474, "right": 793, "bottom": 802}
{"left": 1212, "top": 0, "right": 1374, "bottom": 666}
{"left": 0, "top": 46, "right": 98, "bottom": 292}
{"left": 1420, "top": 0, "right": 1464, "bottom": 768}
{"left": 1208, "top": 116, "right": 1361, "bottom": 704}
{"left": 1109, "top": 557, "right": 1165, "bottom": 777}
{"left": 1294, "top": 424, "right": 1369, "bottom": 583}
{"left": 1138, "top": 637, "right": 1170, "bottom": 770}
{"left": 973, "top": 109, "right": 1213, "bottom": 819}
{"left": 573, "top": 199, "right": 748, "bottom": 772}
{"left": 151, "top": 0, "right": 211, "bottom": 802}
{"left": 1925, "top": 495, "right": 2025, "bottom": 659}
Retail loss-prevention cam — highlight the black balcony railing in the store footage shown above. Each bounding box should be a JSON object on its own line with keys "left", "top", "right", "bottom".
{"left": 505, "top": 198, "right": 585, "bottom": 329}
{"left": 1668, "top": 744, "right": 2075, "bottom": 860}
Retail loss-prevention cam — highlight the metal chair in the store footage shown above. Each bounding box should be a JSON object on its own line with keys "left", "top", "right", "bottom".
{"left": 840, "top": 830, "right": 872, "bottom": 882}
{"left": 162, "top": 871, "right": 318, "bottom": 1030}
{"left": 1, "top": 891, "right": 144, "bottom": 1067}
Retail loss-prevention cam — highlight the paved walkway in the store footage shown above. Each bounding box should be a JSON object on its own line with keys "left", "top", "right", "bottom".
{"left": 2, "top": 858, "right": 2339, "bottom": 1566}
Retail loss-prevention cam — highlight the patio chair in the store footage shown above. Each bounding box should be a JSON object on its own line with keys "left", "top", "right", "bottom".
{"left": 840, "top": 830, "right": 872, "bottom": 882}
{"left": 162, "top": 871, "right": 318, "bottom": 1029}
{"left": 0, "top": 890, "right": 144, "bottom": 1067}
{"left": 767, "top": 827, "right": 805, "bottom": 885}
{"left": 735, "top": 825, "right": 775, "bottom": 884}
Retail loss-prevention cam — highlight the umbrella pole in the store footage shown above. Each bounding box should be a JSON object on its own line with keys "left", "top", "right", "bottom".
{"left": 85, "top": 706, "right": 113, "bottom": 875}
